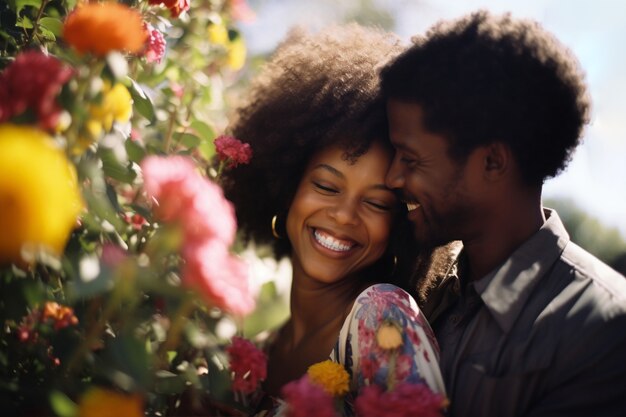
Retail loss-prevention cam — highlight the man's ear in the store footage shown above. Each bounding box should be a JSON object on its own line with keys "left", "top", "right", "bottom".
{"left": 482, "top": 142, "right": 511, "bottom": 181}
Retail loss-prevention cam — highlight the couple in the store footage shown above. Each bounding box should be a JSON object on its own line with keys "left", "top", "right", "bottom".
{"left": 222, "top": 10, "right": 626, "bottom": 417}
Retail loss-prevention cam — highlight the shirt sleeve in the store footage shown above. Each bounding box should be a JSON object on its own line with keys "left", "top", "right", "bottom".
{"left": 334, "top": 283, "right": 446, "bottom": 396}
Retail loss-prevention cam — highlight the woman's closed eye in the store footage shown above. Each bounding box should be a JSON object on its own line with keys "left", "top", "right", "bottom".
{"left": 365, "top": 200, "right": 392, "bottom": 211}
{"left": 313, "top": 181, "right": 338, "bottom": 194}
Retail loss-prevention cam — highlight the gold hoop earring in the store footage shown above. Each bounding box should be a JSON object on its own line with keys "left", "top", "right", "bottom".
{"left": 390, "top": 255, "right": 398, "bottom": 276}
{"left": 271, "top": 214, "right": 282, "bottom": 239}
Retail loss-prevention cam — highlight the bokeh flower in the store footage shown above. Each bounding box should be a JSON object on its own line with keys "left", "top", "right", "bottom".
{"left": 229, "top": 0, "right": 256, "bottom": 23}
{"left": 0, "top": 50, "right": 73, "bottom": 130}
{"left": 89, "top": 82, "right": 133, "bottom": 133}
{"left": 354, "top": 382, "right": 447, "bottom": 417}
{"left": 182, "top": 240, "right": 255, "bottom": 315}
{"left": 227, "top": 35, "right": 247, "bottom": 70}
{"left": 78, "top": 387, "right": 143, "bottom": 417}
{"left": 63, "top": 3, "right": 147, "bottom": 56}
{"left": 148, "top": 0, "right": 190, "bottom": 18}
{"left": 226, "top": 336, "right": 267, "bottom": 393}
{"left": 282, "top": 375, "right": 338, "bottom": 417}
{"left": 141, "top": 155, "right": 254, "bottom": 314}
{"left": 208, "top": 21, "right": 230, "bottom": 46}
{"left": 307, "top": 360, "right": 350, "bottom": 397}
{"left": 214, "top": 135, "right": 252, "bottom": 168}
{"left": 42, "top": 301, "right": 79, "bottom": 330}
{"left": 0, "top": 124, "right": 83, "bottom": 264}
{"left": 144, "top": 24, "right": 167, "bottom": 64}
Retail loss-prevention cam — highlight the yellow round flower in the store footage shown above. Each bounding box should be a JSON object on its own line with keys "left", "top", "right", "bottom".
{"left": 227, "top": 36, "right": 246, "bottom": 71}
{"left": 90, "top": 83, "right": 133, "bottom": 132}
{"left": 78, "top": 387, "right": 143, "bottom": 417}
{"left": 208, "top": 21, "right": 229, "bottom": 46}
{"left": 307, "top": 360, "right": 349, "bottom": 397}
{"left": 376, "top": 320, "right": 404, "bottom": 350}
{"left": 0, "top": 124, "right": 83, "bottom": 264}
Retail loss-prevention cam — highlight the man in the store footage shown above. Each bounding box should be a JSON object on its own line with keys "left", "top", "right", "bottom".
{"left": 381, "top": 10, "right": 626, "bottom": 417}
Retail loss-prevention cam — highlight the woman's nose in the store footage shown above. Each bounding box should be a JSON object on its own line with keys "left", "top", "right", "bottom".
{"left": 385, "top": 155, "right": 405, "bottom": 190}
{"left": 327, "top": 197, "right": 360, "bottom": 226}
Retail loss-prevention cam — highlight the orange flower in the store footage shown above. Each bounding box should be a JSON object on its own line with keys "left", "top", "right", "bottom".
{"left": 78, "top": 387, "right": 143, "bottom": 417}
{"left": 63, "top": 3, "right": 147, "bottom": 56}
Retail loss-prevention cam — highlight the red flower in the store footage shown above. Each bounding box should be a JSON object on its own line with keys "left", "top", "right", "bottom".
{"left": 148, "top": 0, "right": 190, "bottom": 18}
{"left": 226, "top": 336, "right": 267, "bottom": 393}
{"left": 214, "top": 135, "right": 252, "bottom": 168}
{"left": 355, "top": 382, "right": 447, "bottom": 417}
{"left": 281, "top": 375, "right": 339, "bottom": 417}
{"left": 0, "top": 51, "right": 72, "bottom": 130}
{"left": 144, "top": 24, "right": 166, "bottom": 64}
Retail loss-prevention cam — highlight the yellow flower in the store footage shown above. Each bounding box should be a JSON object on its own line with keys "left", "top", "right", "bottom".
{"left": 307, "top": 360, "right": 349, "bottom": 397}
{"left": 90, "top": 83, "right": 133, "bottom": 132}
{"left": 0, "top": 124, "right": 83, "bottom": 264}
{"left": 376, "top": 320, "right": 403, "bottom": 350}
{"left": 227, "top": 36, "right": 246, "bottom": 70}
{"left": 78, "top": 387, "right": 143, "bottom": 417}
{"left": 208, "top": 21, "right": 229, "bottom": 46}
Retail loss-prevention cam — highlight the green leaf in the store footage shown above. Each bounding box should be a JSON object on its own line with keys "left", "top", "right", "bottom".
{"left": 39, "top": 17, "right": 63, "bottom": 36}
{"left": 15, "top": 15, "right": 33, "bottom": 29}
{"left": 190, "top": 120, "right": 216, "bottom": 142}
{"left": 173, "top": 132, "right": 201, "bottom": 148}
{"left": 125, "top": 138, "right": 147, "bottom": 163}
{"left": 37, "top": 26, "right": 55, "bottom": 41}
{"left": 15, "top": 0, "right": 42, "bottom": 15}
{"left": 49, "top": 391, "right": 77, "bottom": 417}
{"left": 99, "top": 147, "right": 137, "bottom": 184}
{"left": 128, "top": 79, "right": 156, "bottom": 124}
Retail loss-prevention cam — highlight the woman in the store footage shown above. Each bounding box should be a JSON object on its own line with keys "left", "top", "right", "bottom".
{"left": 222, "top": 24, "right": 445, "bottom": 415}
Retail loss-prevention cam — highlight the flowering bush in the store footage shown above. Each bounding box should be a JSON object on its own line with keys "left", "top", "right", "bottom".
{"left": 0, "top": 0, "right": 271, "bottom": 416}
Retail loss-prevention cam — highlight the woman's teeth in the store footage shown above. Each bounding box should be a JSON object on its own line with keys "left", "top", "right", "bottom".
{"left": 314, "top": 229, "right": 354, "bottom": 252}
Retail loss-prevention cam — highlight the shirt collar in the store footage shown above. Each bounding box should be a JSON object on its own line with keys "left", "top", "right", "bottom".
{"left": 472, "top": 208, "right": 570, "bottom": 333}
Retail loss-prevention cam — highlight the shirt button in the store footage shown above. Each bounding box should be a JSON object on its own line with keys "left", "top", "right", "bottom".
{"left": 449, "top": 314, "right": 461, "bottom": 325}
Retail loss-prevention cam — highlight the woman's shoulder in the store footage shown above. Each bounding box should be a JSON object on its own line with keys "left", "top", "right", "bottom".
{"left": 352, "top": 283, "right": 425, "bottom": 325}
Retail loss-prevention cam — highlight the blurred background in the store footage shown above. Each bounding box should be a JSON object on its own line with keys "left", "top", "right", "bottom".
{"left": 232, "top": 0, "right": 626, "bottom": 282}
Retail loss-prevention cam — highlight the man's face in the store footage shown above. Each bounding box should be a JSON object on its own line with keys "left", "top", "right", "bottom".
{"left": 385, "top": 99, "right": 481, "bottom": 247}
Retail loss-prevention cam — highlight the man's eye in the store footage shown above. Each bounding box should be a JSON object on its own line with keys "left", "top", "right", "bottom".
{"left": 313, "top": 182, "right": 338, "bottom": 193}
{"left": 400, "top": 156, "right": 417, "bottom": 167}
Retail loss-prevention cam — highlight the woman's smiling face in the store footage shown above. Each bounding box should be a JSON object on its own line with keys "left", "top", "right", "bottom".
{"left": 286, "top": 140, "right": 397, "bottom": 285}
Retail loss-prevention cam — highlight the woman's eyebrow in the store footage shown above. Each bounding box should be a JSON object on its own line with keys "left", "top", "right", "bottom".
{"left": 312, "top": 163, "right": 343, "bottom": 178}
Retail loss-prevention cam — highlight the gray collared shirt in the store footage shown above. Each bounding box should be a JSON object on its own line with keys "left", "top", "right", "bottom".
{"left": 426, "top": 209, "right": 626, "bottom": 417}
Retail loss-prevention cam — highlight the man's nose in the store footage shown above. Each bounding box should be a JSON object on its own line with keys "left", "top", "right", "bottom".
{"left": 385, "top": 154, "right": 405, "bottom": 190}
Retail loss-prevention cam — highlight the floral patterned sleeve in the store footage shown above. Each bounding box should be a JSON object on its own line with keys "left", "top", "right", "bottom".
{"left": 332, "top": 283, "right": 446, "bottom": 399}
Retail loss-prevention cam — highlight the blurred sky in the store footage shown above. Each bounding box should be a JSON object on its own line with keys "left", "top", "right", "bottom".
{"left": 239, "top": 0, "right": 626, "bottom": 237}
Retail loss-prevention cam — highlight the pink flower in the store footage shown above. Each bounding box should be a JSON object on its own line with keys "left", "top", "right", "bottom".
{"left": 141, "top": 155, "right": 236, "bottom": 245}
{"left": 229, "top": 0, "right": 256, "bottom": 22}
{"left": 101, "top": 244, "right": 127, "bottom": 267}
{"left": 144, "top": 24, "right": 166, "bottom": 64}
{"left": 0, "top": 50, "right": 72, "bottom": 130}
{"left": 148, "top": 0, "right": 190, "bottom": 18}
{"left": 226, "top": 336, "right": 267, "bottom": 393}
{"left": 182, "top": 240, "right": 254, "bottom": 315}
{"left": 281, "top": 375, "right": 339, "bottom": 417}
{"left": 355, "top": 382, "right": 446, "bottom": 417}
{"left": 214, "top": 135, "right": 252, "bottom": 168}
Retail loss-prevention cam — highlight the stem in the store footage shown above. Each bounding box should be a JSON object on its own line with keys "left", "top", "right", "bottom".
{"left": 156, "top": 295, "right": 196, "bottom": 365}
{"left": 386, "top": 350, "right": 397, "bottom": 391}
{"left": 27, "top": 0, "right": 50, "bottom": 46}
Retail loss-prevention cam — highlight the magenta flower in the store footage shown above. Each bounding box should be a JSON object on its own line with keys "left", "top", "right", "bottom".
{"left": 214, "top": 135, "right": 252, "bottom": 168}
{"left": 355, "top": 382, "right": 446, "bottom": 417}
{"left": 144, "top": 24, "right": 166, "bottom": 64}
{"left": 0, "top": 50, "right": 72, "bottom": 130}
{"left": 281, "top": 375, "right": 339, "bottom": 417}
{"left": 182, "top": 240, "right": 255, "bottom": 315}
{"left": 226, "top": 336, "right": 267, "bottom": 393}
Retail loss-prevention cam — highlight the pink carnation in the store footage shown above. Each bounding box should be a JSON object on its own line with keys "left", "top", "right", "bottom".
{"left": 141, "top": 155, "right": 236, "bottom": 245}
{"left": 214, "top": 135, "right": 252, "bottom": 168}
{"left": 229, "top": 0, "right": 256, "bottom": 22}
{"left": 355, "top": 382, "right": 446, "bottom": 417}
{"left": 144, "top": 24, "right": 166, "bottom": 64}
{"left": 0, "top": 50, "right": 72, "bottom": 130}
{"left": 148, "top": 0, "right": 190, "bottom": 18}
{"left": 182, "top": 240, "right": 254, "bottom": 315}
{"left": 282, "top": 375, "right": 339, "bottom": 417}
{"left": 226, "top": 336, "right": 267, "bottom": 393}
